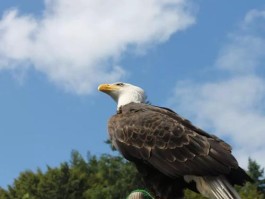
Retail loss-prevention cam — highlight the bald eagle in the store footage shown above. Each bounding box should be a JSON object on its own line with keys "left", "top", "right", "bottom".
{"left": 98, "top": 82, "right": 251, "bottom": 199}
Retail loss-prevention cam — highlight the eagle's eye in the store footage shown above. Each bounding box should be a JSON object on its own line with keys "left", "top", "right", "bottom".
{"left": 116, "top": 83, "right": 124, "bottom": 86}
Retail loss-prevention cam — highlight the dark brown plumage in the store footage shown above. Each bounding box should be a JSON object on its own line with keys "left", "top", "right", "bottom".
{"left": 98, "top": 82, "right": 251, "bottom": 199}
{"left": 108, "top": 103, "right": 251, "bottom": 198}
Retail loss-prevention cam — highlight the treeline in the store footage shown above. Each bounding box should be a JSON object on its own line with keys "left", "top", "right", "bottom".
{"left": 0, "top": 151, "right": 264, "bottom": 199}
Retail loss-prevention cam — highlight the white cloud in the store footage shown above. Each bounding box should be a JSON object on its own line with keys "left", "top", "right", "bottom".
{"left": 215, "top": 9, "right": 265, "bottom": 74}
{"left": 169, "top": 9, "right": 265, "bottom": 168}
{"left": 171, "top": 76, "right": 265, "bottom": 166}
{"left": 215, "top": 36, "right": 265, "bottom": 73}
{"left": 0, "top": 0, "right": 196, "bottom": 94}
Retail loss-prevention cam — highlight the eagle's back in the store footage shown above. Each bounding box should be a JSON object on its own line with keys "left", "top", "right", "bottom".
{"left": 108, "top": 102, "right": 251, "bottom": 198}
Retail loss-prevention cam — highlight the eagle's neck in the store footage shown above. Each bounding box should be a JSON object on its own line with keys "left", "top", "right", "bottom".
{"left": 117, "top": 92, "right": 146, "bottom": 110}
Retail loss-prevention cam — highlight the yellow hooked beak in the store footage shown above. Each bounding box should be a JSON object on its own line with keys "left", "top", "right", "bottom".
{"left": 98, "top": 83, "right": 120, "bottom": 92}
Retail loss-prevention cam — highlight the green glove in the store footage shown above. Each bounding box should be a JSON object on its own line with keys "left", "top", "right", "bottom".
{"left": 127, "top": 189, "right": 154, "bottom": 199}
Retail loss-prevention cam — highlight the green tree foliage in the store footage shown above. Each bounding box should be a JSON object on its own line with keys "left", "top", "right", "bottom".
{"left": 84, "top": 154, "right": 142, "bottom": 199}
{"left": 237, "top": 182, "right": 264, "bottom": 199}
{"left": 184, "top": 189, "right": 207, "bottom": 199}
{"left": 248, "top": 158, "right": 265, "bottom": 194}
{"left": 248, "top": 158, "right": 264, "bottom": 182}
{"left": 0, "top": 187, "right": 9, "bottom": 199}
{"left": 233, "top": 158, "right": 265, "bottom": 199}
{"left": 0, "top": 151, "right": 142, "bottom": 199}
{"left": 1, "top": 151, "right": 265, "bottom": 199}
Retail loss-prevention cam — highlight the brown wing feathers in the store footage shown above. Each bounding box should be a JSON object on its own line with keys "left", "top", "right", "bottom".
{"left": 108, "top": 103, "right": 238, "bottom": 178}
{"left": 107, "top": 103, "right": 252, "bottom": 198}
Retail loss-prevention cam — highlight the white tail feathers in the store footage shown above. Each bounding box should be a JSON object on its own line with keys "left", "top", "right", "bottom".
{"left": 184, "top": 175, "right": 241, "bottom": 199}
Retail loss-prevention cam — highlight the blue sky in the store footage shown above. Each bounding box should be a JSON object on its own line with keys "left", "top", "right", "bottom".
{"left": 0, "top": 0, "right": 265, "bottom": 188}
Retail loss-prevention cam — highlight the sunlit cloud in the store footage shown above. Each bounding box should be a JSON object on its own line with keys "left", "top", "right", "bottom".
{"left": 0, "top": 0, "right": 196, "bottom": 94}
{"left": 169, "top": 9, "right": 265, "bottom": 168}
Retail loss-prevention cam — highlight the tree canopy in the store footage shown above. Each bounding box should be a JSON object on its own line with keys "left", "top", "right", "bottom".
{"left": 0, "top": 151, "right": 264, "bottom": 199}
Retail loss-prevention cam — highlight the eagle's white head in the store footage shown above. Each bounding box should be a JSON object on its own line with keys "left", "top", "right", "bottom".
{"left": 98, "top": 82, "right": 146, "bottom": 109}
